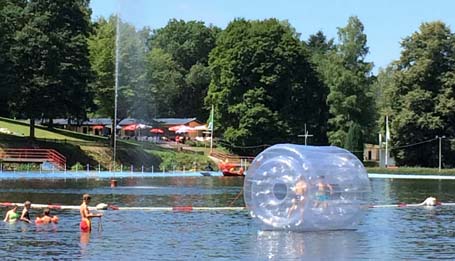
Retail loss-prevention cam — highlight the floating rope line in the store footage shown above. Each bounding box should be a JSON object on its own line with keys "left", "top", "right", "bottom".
{"left": 370, "top": 203, "right": 455, "bottom": 208}
{"left": 1, "top": 200, "right": 453, "bottom": 212}
{"left": 228, "top": 188, "right": 244, "bottom": 207}
{"left": 0, "top": 202, "right": 245, "bottom": 211}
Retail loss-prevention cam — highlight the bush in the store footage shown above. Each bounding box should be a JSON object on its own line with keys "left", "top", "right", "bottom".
{"left": 151, "top": 150, "right": 216, "bottom": 171}
{"left": 71, "top": 162, "right": 84, "bottom": 171}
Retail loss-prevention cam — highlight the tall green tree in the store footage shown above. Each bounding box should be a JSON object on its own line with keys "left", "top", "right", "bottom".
{"left": 149, "top": 19, "right": 219, "bottom": 71}
{"left": 88, "top": 16, "right": 116, "bottom": 118}
{"left": 390, "top": 21, "right": 455, "bottom": 167}
{"left": 306, "top": 31, "right": 335, "bottom": 58}
{"left": 207, "top": 18, "right": 328, "bottom": 155}
{"left": 371, "top": 66, "right": 395, "bottom": 141}
{"left": 321, "top": 16, "right": 375, "bottom": 147}
{"left": 146, "top": 48, "right": 184, "bottom": 117}
{"left": 147, "top": 19, "right": 219, "bottom": 120}
{"left": 344, "top": 122, "right": 364, "bottom": 161}
{"left": 0, "top": 0, "right": 26, "bottom": 117}
{"left": 13, "top": 0, "right": 94, "bottom": 137}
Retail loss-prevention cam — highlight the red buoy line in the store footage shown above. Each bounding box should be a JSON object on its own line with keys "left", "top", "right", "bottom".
{"left": 369, "top": 202, "right": 455, "bottom": 208}
{"left": 0, "top": 202, "right": 246, "bottom": 211}
{"left": 1, "top": 199, "right": 451, "bottom": 212}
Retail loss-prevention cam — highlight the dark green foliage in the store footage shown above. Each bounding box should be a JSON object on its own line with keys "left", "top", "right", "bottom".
{"left": 12, "top": 0, "right": 94, "bottom": 136}
{"left": 372, "top": 66, "right": 395, "bottom": 138}
{"left": 344, "top": 122, "right": 364, "bottom": 161}
{"left": 146, "top": 19, "right": 219, "bottom": 120}
{"left": 149, "top": 19, "right": 219, "bottom": 70}
{"left": 313, "top": 17, "right": 375, "bottom": 147}
{"left": 389, "top": 21, "right": 455, "bottom": 167}
{"left": 0, "top": 0, "right": 26, "bottom": 117}
{"left": 207, "top": 18, "right": 328, "bottom": 155}
{"left": 88, "top": 16, "right": 116, "bottom": 118}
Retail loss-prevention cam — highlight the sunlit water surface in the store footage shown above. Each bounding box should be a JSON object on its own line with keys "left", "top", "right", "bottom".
{"left": 1, "top": 175, "right": 455, "bottom": 260}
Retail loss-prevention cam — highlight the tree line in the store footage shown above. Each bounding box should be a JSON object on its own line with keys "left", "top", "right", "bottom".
{"left": 0, "top": 0, "right": 454, "bottom": 167}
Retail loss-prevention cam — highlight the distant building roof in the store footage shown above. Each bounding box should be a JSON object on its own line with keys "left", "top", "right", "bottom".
{"left": 154, "top": 118, "right": 200, "bottom": 126}
{"left": 39, "top": 117, "right": 199, "bottom": 127}
{"left": 39, "top": 118, "right": 112, "bottom": 126}
{"left": 85, "top": 118, "right": 112, "bottom": 126}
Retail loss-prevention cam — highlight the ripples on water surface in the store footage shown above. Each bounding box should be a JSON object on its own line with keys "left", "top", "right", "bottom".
{"left": 1, "top": 177, "right": 455, "bottom": 260}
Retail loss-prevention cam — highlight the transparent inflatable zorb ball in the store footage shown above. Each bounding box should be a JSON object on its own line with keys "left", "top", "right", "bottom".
{"left": 244, "top": 144, "right": 370, "bottom": 231}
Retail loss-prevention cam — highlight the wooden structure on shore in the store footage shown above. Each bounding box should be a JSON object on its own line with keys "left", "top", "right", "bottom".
{"left": 0, "top": 148, "right": 66, "bottom": 170}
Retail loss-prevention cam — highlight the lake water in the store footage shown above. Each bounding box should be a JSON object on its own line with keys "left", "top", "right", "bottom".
{"left": 1, "top": 174, "right": 455, "bottom": 260}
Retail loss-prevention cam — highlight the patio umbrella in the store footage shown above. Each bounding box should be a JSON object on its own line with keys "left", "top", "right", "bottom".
{"left": 123, "top": 124, "right": 137, "bottom": 131}
{"left": 168, "top": 125, "right": 185, "bottom": 132}
{"left": 175, "top": 125, "right": 195, "bottom": 134}
{"left": 150, "top": 128, "right": 164, "bottom": 134}
{"left": 193, "top": 125, "right": 208, "bottom": 131}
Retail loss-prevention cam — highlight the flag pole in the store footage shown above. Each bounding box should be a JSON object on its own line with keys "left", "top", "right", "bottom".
{"left": 385, "top": 115, "right": 389, "bottom": 167}
{"left": 210, "top": 105, "right": 214, "bottom": 153}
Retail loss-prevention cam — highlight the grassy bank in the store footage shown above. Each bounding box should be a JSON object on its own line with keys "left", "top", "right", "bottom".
{"left": 0, "top": 117, "right": 215, "bottom": 171}
{"left": 367, "top": 167, "right": 455, "bottom": 175}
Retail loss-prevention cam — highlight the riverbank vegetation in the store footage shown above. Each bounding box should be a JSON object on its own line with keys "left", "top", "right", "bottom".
{"left": 0, "top": 118, "right": 213, "bottom": 171}
{"left": 367, "top": 167, "right": 455, "bottom": 175}
{"left": 1, "top": 1, "right": 454, "bottom": 168}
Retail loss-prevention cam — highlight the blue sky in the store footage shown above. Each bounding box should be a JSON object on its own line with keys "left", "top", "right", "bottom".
{"left": 90, "top": 0, "right": 455, "bottom": 74}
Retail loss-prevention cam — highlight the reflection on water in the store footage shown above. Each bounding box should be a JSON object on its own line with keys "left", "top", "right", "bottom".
{"left": 255, "top": 230, "right": 362, "bottom": 260}
{"left": 1, "top": 177, "right": 455, "bottom": 259}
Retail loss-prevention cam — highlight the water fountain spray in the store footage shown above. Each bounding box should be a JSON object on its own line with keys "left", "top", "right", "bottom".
{"left": 113, "top": 13, "right": 120, "bottom": 171}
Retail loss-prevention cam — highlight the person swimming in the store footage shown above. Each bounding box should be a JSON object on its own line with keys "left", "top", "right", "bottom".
{"left": 35, "top": 208, "right": 59, "bottom": 224}
{"left": 80, "top": 194, "right": 102, "bottom": 232}
{"left": 419, "top": 196, "right": 441, "bottom": 206}
{"left": 4, "top": 205, "right": 19, "bottom": 223}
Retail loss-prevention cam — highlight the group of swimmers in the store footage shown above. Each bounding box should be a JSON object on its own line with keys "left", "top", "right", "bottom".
{"left": 3, "top": 200, "right": 59, "bottom": 225}
{"left": 3, "top": 193, "right": 103, "bottom": 233}
{"left": 3, "top": 201, "right": 35, "bottom": 223}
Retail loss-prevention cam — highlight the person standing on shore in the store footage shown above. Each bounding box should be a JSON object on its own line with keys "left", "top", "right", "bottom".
{"left": 79, "top": 194, "right": 102, "bottom": 232}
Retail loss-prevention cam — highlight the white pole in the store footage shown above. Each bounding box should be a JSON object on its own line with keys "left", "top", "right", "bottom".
{"left": 378, "top": 133, "right": 382, "bottom": 167}
{"left": 385, "top": 115, "right": 389, "bottom": 167}
{"left": 438, "top": 136, "right": 445, "bottom": 172}
{"left": 210, "top": 105, "right": 214, "bottom": 153}
{"left": 439, "top": 136, "right": 442, "bottom": 172}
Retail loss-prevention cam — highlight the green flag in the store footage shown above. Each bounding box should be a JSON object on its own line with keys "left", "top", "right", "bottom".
{"left": 207, "top": 105, "right": 214, "bottom": 131}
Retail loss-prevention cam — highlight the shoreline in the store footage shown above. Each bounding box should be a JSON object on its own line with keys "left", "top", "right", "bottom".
{"left": 0, "top": 171, "right": 454, "bottom": 180}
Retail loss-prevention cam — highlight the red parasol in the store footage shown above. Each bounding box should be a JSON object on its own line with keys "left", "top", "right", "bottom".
{"left": 150, "top": 128, "right": 164, "bottom": 134}
{"left": 123, "top": 124, "right": 137, "bottom": 131}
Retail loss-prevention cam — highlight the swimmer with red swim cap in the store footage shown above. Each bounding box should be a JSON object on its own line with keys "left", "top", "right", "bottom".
{"left": 80, "top": 194, "right": 102, "bottom": 232}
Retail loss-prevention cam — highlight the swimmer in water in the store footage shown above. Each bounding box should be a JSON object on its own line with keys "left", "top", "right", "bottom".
{"left": 288, "top": 178, "right": 308, "bottom": 217}
{"left": 36, "top": 208, "right": 59, "bottom": 224}
{"left": 80, "top": 194, "right": 102, "bottom": 232}
{"left": 4, "top": 205, "right": 19, "bottom": 223}
{"left": 419, "top": 196, "right": 440, "bottom": 206}
{"left": 314, "top": 176, "right": 333, "bottom": 208}
{"left": 20, "top": 201, "right": 32, "bottom": 223}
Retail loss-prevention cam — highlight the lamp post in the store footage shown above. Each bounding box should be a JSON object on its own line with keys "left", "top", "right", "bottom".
{"left": 436, "top": 135, "right": 446, "bottom": 172}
